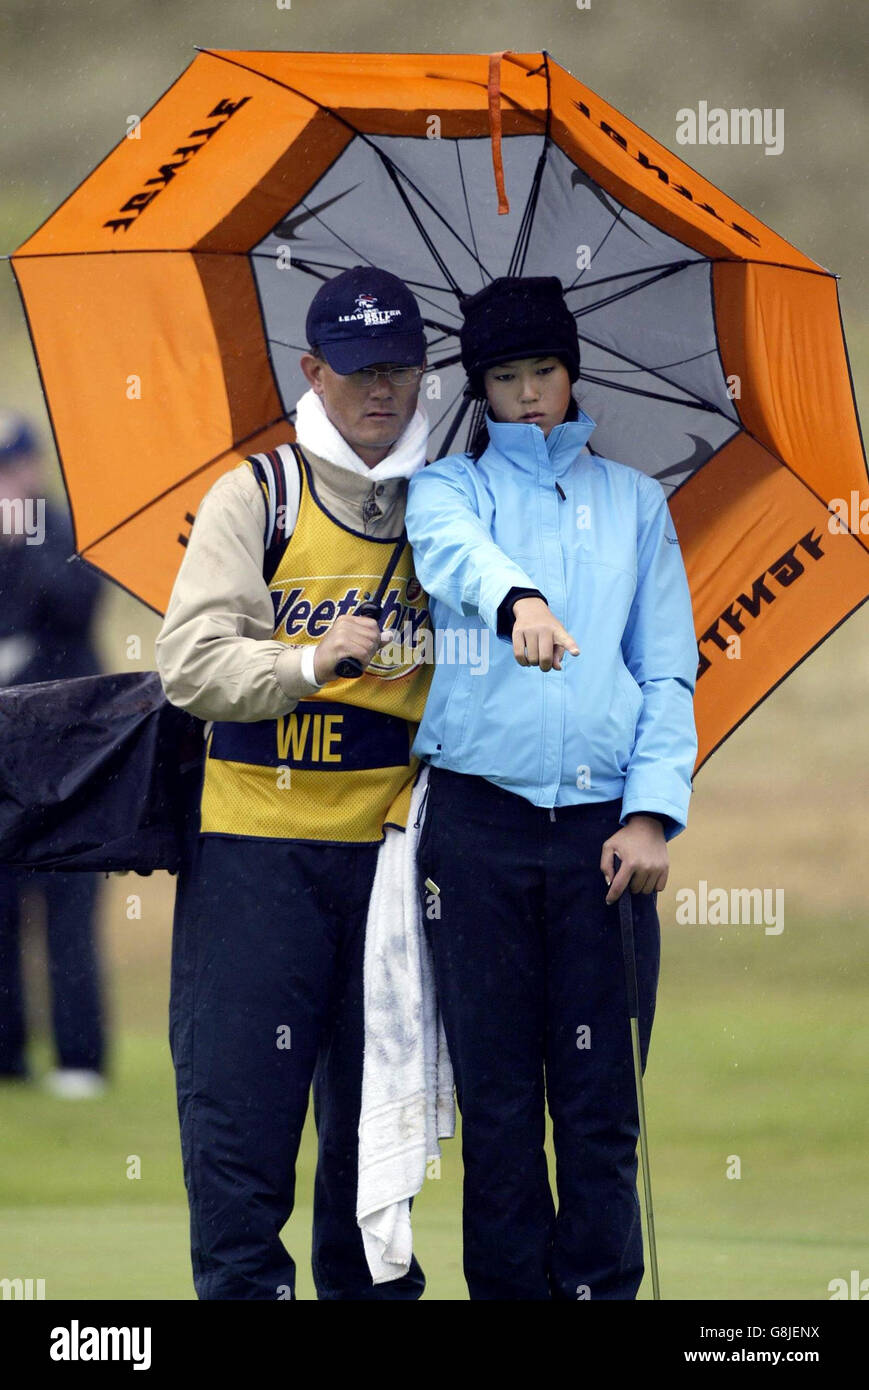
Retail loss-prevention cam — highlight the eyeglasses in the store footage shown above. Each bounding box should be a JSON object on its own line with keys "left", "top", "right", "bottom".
{"left": 347, "top": 365, "right": 424, "bottom": 386}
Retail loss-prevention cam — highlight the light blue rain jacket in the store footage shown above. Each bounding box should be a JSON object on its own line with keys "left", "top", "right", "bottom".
{"left": 404, "top": 410, "right": 699, "bottom": 838}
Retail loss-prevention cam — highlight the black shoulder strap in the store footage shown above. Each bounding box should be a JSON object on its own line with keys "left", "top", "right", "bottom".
{"left": 247, "top": 446, "right": 302, "bottom": 584}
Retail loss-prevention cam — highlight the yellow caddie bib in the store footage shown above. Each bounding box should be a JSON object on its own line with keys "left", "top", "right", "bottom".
{"left": 199, "top": 447, "right": 432, "bottom": 843}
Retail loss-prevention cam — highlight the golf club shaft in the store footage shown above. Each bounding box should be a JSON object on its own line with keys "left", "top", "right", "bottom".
{"left": 629, "top": 1014, "right": 660, "bottom": 1300}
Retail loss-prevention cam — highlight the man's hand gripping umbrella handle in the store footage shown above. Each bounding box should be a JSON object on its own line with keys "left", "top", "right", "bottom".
{"left": 333, "top": 600, "right": 383, "bottom": 679}
{"left": 332, "top": 533, "right": 408, "bottom": 680}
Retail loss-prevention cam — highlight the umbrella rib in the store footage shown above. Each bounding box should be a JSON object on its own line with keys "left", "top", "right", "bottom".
{"left": 252, "top": 250, "right": 463, "bottom": 302}
{"left": 505, "top": 144, "right": 545, "bottom": 278}
{"left": 507, "top": 52, "right": 553, "bottom": 278}
{"left": 563, "top": 259, "right": 697, "bottom": 293}
{"left": 466, "top": 396, "right": 490, "bottom": 451}
{"left": 577, "top": 371, "right": 722, "bottom": 413}
{"left": 265, "top": 337, "right": 311, "bottom": 355}
{"left": 564, "top": 197, "right": 652, "bottom": 292}
{"left": 575, "top": 322, "right": 727, "bottom": 413}
{"left": 420, "top": 328, "right": 457, "bottom": 350}
{"left": 266, "top": 205, "right": 405, "bottom": 294}
{"left": 596, "top": 347, "right": 720, "bottom": 373}
{"left": 368, "top": 150, "right": 494, "bottom": 288}
{"left": 337, "top": 142, "right": 494, "bottom": 288}
{"left": 439, "top": 389, "right": 478, "bottom": 456}
{"left": 197, "top": 46, "right": 489, "bottom": 291}
{"left": 273, "top": 257, "right": 332, "bottom": 287}
{"left": 571, "top": 262, "right": 694, "bottom": 317}
{"left": 424, "top": 350, "right": 465, "bottom": 371}
{"left": 454, "top": 141, "right": 487, "bottom": 290}
{"left": 268, "top": 320, "right": 460, "bottom": 354}
{"left": 378, "top": 161, "right": 465, "bottom": 295}
{"left": 427, "top": 378, "right": 474, "bottom": 440}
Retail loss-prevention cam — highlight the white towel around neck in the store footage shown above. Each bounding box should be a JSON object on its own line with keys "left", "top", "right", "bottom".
{"left": 294, "top": 387, "right": 429, "bottom": 481}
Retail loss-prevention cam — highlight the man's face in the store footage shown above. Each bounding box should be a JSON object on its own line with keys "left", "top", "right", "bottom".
{"left": 300, "top": 354, "right": 423, "bottom": 467}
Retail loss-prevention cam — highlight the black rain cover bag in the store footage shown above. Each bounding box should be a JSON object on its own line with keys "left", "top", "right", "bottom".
{"left": 0, "top": 671, "right": 204, "bottom": 873}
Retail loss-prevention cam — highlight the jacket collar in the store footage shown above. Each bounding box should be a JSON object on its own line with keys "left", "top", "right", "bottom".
{"left": 295, "top": 444, "right": 407, "bottom": 534}
{"left": 485, "top": 408, "right": 597, "bottom": 476}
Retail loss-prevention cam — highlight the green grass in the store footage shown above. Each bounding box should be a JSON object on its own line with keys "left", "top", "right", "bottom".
{"left": 0, "top": 1034, "right": 465, "bottom": 1301}
{"left": 1, "top": 906, "right": 866, "bottom": 1301}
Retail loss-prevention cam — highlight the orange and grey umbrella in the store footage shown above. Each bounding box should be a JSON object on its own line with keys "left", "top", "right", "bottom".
{"left": 10, "top": 48, "right": 868, "bottom": 769}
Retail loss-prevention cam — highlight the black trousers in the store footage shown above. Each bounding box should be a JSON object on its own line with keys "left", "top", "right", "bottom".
{"left": 169, "top": 833, "right": 425, "bottom": 1300}
{"left": 0, "top": 865, "right": 104, "bottom": 1076}
{"left": 416, "top": 766, "right": 660, "bottom": 1301}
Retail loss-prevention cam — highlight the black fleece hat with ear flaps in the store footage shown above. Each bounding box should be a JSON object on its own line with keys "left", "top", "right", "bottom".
{"left": 459, "top": 276, "right": 580, "bottom": 399}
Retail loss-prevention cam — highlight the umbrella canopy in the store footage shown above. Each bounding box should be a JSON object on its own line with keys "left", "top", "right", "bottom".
{"left": 10, "top": 49, "right": 868, "bottom": 769}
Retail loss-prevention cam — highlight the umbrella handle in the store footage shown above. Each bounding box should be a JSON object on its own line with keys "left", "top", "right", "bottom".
{"left": 333, "top": 600, "right": 382, "bottom": 679}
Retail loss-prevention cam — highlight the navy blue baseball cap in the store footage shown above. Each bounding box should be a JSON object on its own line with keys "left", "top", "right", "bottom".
{"left": 0, "top": 411, "right": 39, "bottom": 467}
{"left": 305, "top": 266, "right": 426, "bottom": 374}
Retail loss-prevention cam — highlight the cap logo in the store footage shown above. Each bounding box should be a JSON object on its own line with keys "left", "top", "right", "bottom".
{"left": 338, "top": 292, "right": 403, "bottom": 328}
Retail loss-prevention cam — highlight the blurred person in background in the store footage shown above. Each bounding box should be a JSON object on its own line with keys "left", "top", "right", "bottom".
{"left": 0, "top": 410, "right": 108, "bottom": 1099}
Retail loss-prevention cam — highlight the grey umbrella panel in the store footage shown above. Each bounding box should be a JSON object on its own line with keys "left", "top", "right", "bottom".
{"left": 250, "top": 131, "right": 741, "bottom": 489}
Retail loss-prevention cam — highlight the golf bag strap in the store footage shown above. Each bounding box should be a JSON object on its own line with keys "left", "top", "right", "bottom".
{"left": 247, "top": 444, "right": 303, "bottom": 584}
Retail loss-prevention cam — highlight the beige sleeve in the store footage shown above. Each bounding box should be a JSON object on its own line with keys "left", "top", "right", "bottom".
{"left": 154, "top": 464, "right": 321, "bottom": 722}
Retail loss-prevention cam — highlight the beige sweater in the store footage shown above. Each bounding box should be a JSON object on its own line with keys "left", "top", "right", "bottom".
{"left": 155, "top": 445, "right": 412, "bottom": 724}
